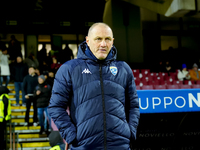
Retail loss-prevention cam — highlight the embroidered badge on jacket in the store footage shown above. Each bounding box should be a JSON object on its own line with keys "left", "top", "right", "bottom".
{"left": 110, "top": 66, "right": 118, "bottom": 76}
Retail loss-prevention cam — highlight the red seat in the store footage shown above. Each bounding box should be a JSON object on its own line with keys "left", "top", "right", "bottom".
{"left": 169, "top": 72, "right": 176, "bottom": 77}
{"left": 132, "top": 69, "right": 140, "bottom": 77}
{"left": 154, "top": 84, "right": 167, "bottom": 90}
{"left": 176, "top": 69, "right": 180, "bottom": 74}
{"left": 149, "top": 72, "right": 157, "bottom": 80}
{"left": 192, "top": 84, "right": 200, "bottom": 89}
{"left": 166, "top": 77, "right": 174, "bottom": 85}
{"left": 196, "top": 80, "right": 200, "bottom": 84}
{"left": 134, "top": 80, "right": 140, "bottom": 86}
{"left": 166, "top": 84, "right": 179, "bottom": 89}
{"left": 141, "top": 76, "right": 153, "bottom": 83}
{"left": 173, "top": 80, "right": 183, "bottom": 85}
{"left": 140, "top": 79, "right": 149, "bottom": 85}
{"left": 141, "top": 85, "right": 154, "bottom": 90}
{"left": 156, "top": 77, "right": 165, "bottom": 85}
{"left": 179, "top": 84, "right": 192, "bottom": 89}
{"left": 153, "top": 80, "right": 160, "bottom": 85}
{"left": 158, "top": 72, "right": 168, "bottom": 80}
{"left": 141, "top": 69, "right": 150, "bottom": 77}
{"left": 184, "top": 80, "right": 195, "bottom": 85}
{"left": 136, "top": 85, "right": 141, "bottom": 90}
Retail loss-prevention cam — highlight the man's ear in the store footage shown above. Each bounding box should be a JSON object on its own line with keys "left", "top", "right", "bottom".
{"left": 86, "top": 36, "right": 89, "bottom": 44}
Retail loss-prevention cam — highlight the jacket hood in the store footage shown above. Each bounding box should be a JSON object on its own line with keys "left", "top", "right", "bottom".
{"left": 77, "top": 41, "right": 117, "bottom": 63}
{"left": 0, "top": 86, "right": 9, "bottom": 95}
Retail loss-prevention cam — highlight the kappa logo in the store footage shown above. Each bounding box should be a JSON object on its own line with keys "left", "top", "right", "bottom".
{"left": 82, "top": 68, "right": 92, "bottom": 74}
{"left": 110, "top": 66, "right": 118, "bottom": 76}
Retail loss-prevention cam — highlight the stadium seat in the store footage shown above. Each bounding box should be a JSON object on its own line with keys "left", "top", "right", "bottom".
{"left": 134, "top": 80, "right": 140, "bottom": 86}
{"left": 179, "top": 84, "right": 192, "bottom": 89}
{"left": 192, "top": 84, "right": 200, "bottom": 89}
{"left": 154, "top": 84, "right": 167, "bottom": 90}
{"left": 183, "top": 80, "right": 195, "bottom": 85}
{"left": 136, "top": 85, "right": 141, "bottom": 90}
{"left": 158, "top": 72, "right": 167, "bottom": 80}
{"left": 141, "top": 85, "right": 154, "bottom": 90}
{"left": 176, "top": 69, "right": 180, "bottom": 74}
{"left": 166, "top": 84, "right": 179, "bottom": 89}
{"left": 141, "top": 79, "right": 149, "bottom": 85}
{"left": 132, "top": 69, "right": 140, "bottom": 77}
{"left": 196, "top": 80, "right": 200, "bottom": 84}
{"left": 173, "top": 80, "right": 183, "bottom": 85}
{"left": 166, "top": 77, "right": 174, "bottom": 85}
{"left": 141, "top": 69, "right": 150, "bottom": 77}
{"left": 153, "top": 80, "right": 160, "bottom": 85}
{"left": 149, "top": 72, "right": 157, "bottom": 80}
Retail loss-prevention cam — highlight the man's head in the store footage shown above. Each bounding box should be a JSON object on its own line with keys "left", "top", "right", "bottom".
{"left": 38, "top": 75, "right": 46, "bottom": 84}
{"left": 182, "top": 64, "right": 187, "bottom": 71}
{"left": 16, "top": 56, "right": 22, "bottom": 63}
{"left": 2, "top": 49, "right": 8, "bottom": 55}
{"left": 28, "top": 66, "right": 36, "bottom": 75}
{"left": 193, "top": 63, "right": 198, "bottom": 71}
{"left": 86, "top": 23, "right": 114, "bottom": 60}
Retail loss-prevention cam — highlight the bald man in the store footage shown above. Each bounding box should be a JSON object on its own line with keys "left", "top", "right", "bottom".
{"left": 48, "top": 22, "right": 140, "bottom": 150}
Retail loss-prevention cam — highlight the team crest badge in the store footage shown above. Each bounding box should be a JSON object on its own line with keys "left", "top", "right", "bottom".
{"left": 110, "top": 66, "right": 118, "bottom": 76}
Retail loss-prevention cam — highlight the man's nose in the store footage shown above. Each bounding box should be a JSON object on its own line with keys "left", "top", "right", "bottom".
{"left": 100, "top": 40, "right": 106, "bottom": 47}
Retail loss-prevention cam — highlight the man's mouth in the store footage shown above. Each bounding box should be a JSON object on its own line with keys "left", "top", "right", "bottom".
{"left": 99, "top": 49, "right": 106, "bottom": 52}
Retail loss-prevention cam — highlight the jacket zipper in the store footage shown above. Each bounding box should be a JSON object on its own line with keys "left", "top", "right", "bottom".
{"left": 99, "top": 63, "right": 107, "bottom": 150}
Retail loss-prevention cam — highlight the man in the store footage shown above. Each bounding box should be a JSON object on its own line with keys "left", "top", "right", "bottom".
{"left": 34, "top": 75, "right": 51, "bottom": 134}
{"left": 177, "top": 64, "right": 190, "bottom": 81}
{"left": 8, "top": 35, "right": 22, "bottom": 62}
{"left": 48, "top": 22, "right": 140, "bottom": 150}
{"left": 0, "top": 48, "right": 10, "bottom": 87}
{"left": 11, "top": 56, "right": 28, "bottom": 106}
{"left": 0, "top": 86, "right": 10, "bottom": 150}
{"left": 23, "top": 66, "right": 38, "bottom": 126}
{"left": 189, "top": 63, "right": 200, "bottom": 81}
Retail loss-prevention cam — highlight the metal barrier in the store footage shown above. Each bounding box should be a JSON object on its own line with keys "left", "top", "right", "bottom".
{"left": 6, "top": 121, "right": 22, "bottom": 150}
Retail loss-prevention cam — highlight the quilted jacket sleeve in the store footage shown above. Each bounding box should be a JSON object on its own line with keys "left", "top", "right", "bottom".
{"left": 125, "top": 63, "right": 140, "bottom": 141}
{"left": 48, "top": 64, "right": 76, "bottom": 144}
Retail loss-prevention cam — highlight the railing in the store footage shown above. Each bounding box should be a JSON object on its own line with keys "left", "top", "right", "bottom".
{"left": 6, "top": 121, "right": 22, "bottom": 150}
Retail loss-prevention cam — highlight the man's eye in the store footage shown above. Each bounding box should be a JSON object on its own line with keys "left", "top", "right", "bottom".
{"left": 106, "top": 38, "right": 111, "bottom": 41}
{"left": 96, "top": 38, "right": 101, "bottom": 40}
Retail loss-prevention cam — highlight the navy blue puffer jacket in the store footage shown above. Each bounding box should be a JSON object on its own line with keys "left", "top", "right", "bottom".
{"left": 48, "top": 42, "right": 140, "bottom": 150}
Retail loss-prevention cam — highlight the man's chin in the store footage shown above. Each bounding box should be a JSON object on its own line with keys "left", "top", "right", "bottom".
{"left": 98, "top": 56, "right": 107, "bottom": 60}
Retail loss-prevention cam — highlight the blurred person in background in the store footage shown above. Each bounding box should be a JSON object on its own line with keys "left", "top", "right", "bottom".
{"left": 0, "top": 48, "right": 10, "bottom": 87}
{"left": 24, "top": 52, "right": 39, "bottom": 69}
{"left": 59, "top": 44, "right": 74, "bottom": 64}
{"left": 8, "top": 35, "right": 22, "bottom": 63}
{"left": 23, "top": 66, "right": 38, "bottom": 126}
{"left": 11, "top": 56, "right": 28, "bottom": 106}
{"left": 50, "top": 56, "right": 62, "bottom": 74}
{"left": 177, "top": 64, "right": 190, "bottom": 81}
{"left": 34, "top": 75, "right": 51, "bottom": 135}
{"left": 189, "top": 63, "right": 200, "bottom": 81}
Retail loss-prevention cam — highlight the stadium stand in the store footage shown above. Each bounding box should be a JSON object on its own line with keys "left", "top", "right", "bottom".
{"left": 132, "top": 68, "right": 200, "bottom": 90}
{"left": 8, "top": 83, "right": 51, "bottom": 150}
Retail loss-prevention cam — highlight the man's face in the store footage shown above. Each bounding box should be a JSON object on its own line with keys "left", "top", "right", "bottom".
{"left": 28, "top": 67, "right": 35, "bottom": 75}
{"left": 193, "top": 67, "right": 198, "bottom": 71}
{"left": 38, "top": 78, "right": 44, "bottom": 84}
{"left": 86, "top": 25, "right": 114, "bottom": 60}
{"left": 2, "top": 50, "right": 7, "bottom": 55}
{"left": 16, "top": 57, "right": 22, "bottom": 63}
